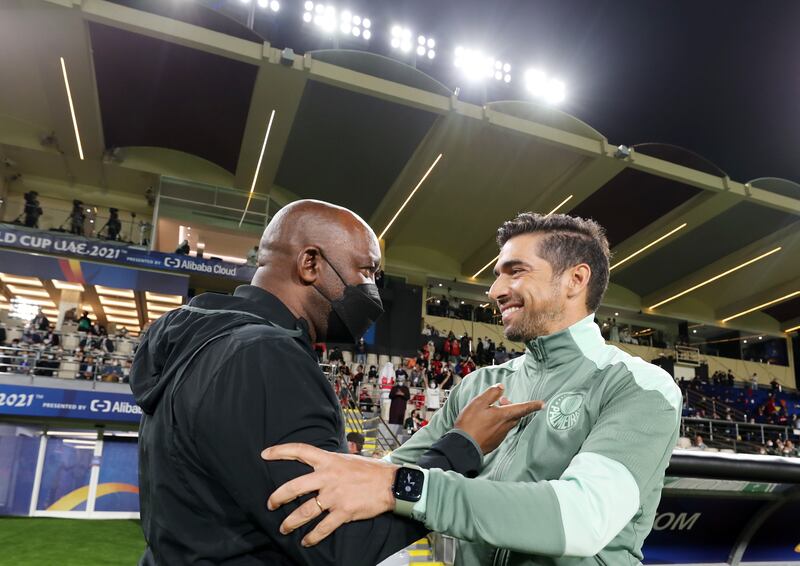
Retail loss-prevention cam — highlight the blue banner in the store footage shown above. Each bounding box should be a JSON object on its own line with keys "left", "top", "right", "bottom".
{"left": 0, "top": 224, "right": 256, "bottom": 282}
{"left": 0, "top": 248, "right": 188, "bottom": 296}
{"left": 0, "top": 384, "right": 141, "bottom": 423}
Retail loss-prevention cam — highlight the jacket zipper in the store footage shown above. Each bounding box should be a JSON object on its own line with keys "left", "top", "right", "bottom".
{"left": 490, "top": 352, "right": 548, "bottom": 566}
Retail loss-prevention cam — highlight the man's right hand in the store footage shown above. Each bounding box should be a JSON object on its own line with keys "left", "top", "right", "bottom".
{"left": 453, "top": 384, "right": 544, "bottom": 454}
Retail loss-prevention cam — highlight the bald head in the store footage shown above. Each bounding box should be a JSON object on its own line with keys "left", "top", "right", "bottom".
{"left": 258, "top": 200, "right": 378, "bottom": 268}
{"left": 251, "top": 200, "right": 382, "bottom": 342}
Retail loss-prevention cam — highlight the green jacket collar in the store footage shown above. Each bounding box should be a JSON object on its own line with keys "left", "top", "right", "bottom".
{"left": 524, "top": 313, "right": 602, "bottom": 367}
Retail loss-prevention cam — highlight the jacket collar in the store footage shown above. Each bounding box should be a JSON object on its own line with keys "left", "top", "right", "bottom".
{"left": 232, "top": 285, "right": 313, "bottom": 348}
{"left": 524, "top": 313, "right": 603, "bottom": 367}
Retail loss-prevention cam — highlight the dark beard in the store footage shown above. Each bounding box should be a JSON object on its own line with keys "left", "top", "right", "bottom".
{"left": 504, "top": 285, "right": 565, "bottom": 342}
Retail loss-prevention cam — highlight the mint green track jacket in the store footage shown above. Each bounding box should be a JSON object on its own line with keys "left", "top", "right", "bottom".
{"left": 390, "top": 314, "right": 682, "bottom": 566}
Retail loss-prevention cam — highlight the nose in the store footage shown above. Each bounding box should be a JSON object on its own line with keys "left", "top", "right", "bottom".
{"left": 488, "top": 275, "right": 508, "bottom": 303}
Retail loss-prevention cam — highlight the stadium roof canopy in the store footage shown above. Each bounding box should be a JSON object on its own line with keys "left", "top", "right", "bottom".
{"left": 0, "top": 0, "right": 798, "bottom": 338}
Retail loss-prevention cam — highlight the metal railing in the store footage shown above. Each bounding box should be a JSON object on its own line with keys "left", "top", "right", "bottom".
{"left": 681, "top": 417, "right": 795, "bottom": 453}
{"left": 0, "top": 345, "right": 134, "bottom": 384}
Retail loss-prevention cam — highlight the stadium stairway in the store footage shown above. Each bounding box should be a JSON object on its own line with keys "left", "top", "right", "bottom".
{"left": 378, "top": 538, "right": 444, "bottom": 566}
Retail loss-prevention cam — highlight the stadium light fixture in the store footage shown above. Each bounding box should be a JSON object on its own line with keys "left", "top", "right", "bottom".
{"left": 721, "top": 290, "right": 800, "bottom": 324}
{"left": 609, "top": 223, "right": 688, "bottom": 271}
{"left": 99, "top": 297, "right": 137, "bottom": 309}
{"left": 240, "top": 109, "right": 275, "bottom": 227}
{"left": 303, "top": 3, "right": 370, "bottom": 39}
{"left": 785, "top": 323, "right": 800, "bottom": 334}
{"left": 470, "top": 194, "right": 574, "bottom": 279}
{"left": 378, "top": 153, "right": 443, "bottom": 240}
{"left": 648, "top": 247, "right": 782, "bottom": 310}
{"left": 454, "top": 47, "right": 510, "bottom": 82}
{"left": 145, "top": 292, "right": 184, "bottom": 305}
{"left": 0, "top": 273, "right": 43, "bottom": 286}
{"left": 417, "top": 35, "right": 436, "bottom": 59}
{"left": 256, "top": 0, "right": 280, "bottom": 11}
{"left": 390, "top": 26, "right": 413, "bottom": 52}
{"left": 147, "top": 302, "right": 174, "bottom": 313}
{"left": 52, "top": 280, "right": 85, "bottom": 291}
{"left": 60, "top": 57, "right": 84, "bottom": 160}
{"left": 95, "top": 285, "right": 135, "bottom": 298}
{"left": 6, "top": 285, "right": 50, "bottom": 298}
{"left": 524, "top": 69, "right": 566, "bottom": 104}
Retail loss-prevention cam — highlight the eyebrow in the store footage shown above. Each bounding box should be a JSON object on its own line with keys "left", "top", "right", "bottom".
{"left": 493, "top": 259, "right": 532, "bottom": 277}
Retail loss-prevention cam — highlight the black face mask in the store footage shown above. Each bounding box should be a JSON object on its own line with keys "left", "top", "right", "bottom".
{"left": 315, "top": 252, "right": 384, "bottom": 343}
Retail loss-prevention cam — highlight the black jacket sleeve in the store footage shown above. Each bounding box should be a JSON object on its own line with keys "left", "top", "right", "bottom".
{"left": 191, "top": 338, "right": 479, "bottom": 566}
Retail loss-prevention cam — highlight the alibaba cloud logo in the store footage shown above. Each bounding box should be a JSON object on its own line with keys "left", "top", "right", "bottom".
{"left": 164, "top": 257, "right": 182, "bottom": 268}
{"left": 90, "top": 399, "right": 111, "bottom": 412}
{"left": 46, "top": 483, "right": 139, "bottom": 511}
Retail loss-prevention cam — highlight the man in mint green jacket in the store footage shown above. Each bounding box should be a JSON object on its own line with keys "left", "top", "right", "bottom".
{"left": 265, "top": 212, "right": 682, "bottom": 565}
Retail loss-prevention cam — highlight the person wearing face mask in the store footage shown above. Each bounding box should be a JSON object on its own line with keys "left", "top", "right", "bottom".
{"left": 130, "top": 200, "right": 541, "bottom": 566}
{"left": 388, "top": 374, "right": 411, "bottom": 425}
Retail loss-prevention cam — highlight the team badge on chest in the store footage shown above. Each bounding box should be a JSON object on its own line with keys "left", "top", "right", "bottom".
{"left": 547, "top": 392, "right": 585, "bottom": 431}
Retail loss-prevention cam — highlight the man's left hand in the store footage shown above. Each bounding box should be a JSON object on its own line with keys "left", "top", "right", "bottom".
{"left": 262, "top": 443, "right": 398, "bottom": 546}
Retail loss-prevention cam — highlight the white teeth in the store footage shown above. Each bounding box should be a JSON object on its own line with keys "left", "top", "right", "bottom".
{"left": 504, "top": 307, "right": 521, "bottom": 314}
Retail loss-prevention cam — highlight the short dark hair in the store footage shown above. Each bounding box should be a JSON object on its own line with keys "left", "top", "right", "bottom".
{"left": 346, "top": 432, "right": 365, "bottom": 450}
{"left": 496, "top": 213, "right": 610, "bottom": 312}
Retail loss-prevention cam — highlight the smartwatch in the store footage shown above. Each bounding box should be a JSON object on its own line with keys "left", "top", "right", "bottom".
{"left": 392, "top": 464, "right": 425, "bottom": 517}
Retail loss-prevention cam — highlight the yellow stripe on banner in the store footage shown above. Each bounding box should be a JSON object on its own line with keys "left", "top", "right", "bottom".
{"left": 408, "top": 549, "right": 433, "bottom": 557}
{"left": 46, "top": 482, "right": 139, "bottom": 511}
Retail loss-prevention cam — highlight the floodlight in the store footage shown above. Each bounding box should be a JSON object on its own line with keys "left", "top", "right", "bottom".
{"left": 524, "top": 69, "right": 566, "bottom": 104}
{"left": 390, "top": 25, "right": 413, "bottom": 52}
{"left": 416, "top": 35, "right": 436, "bottom": 59}
{"left": 303, "top": 4, "right": 369, "bottom": 39}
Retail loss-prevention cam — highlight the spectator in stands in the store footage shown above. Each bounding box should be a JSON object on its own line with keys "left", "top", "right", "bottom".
{"left": 726, "top": 369, "right": 735, "bottom": 387}
{"left": 693, "top": 435, "right": 707, "bottom": 450}
{"left": 395, "top": 364, "right": 408, "bottom": 384}
{"left": 358, "top": 387, "right": 374, "bottom": 413}
{"left": 367, "top": 364, "right": 378, "bottom": 383}
{"left": 459, "top": 332, "right": 471, "bottom": 359}
{"left": 609, "top": 318, "right": 620, "bottom": 342}
{"left": 246, "top": 245, "right": 259, "bottom": 266}
{"left": 77, "top": 311, "right": 92, "bottom": 333}
{"left": 770, "top": 378, "right": 781, "bottom": 392}
{"left": 346, "top": 432, "right": 365, "bottom": 455}
{"left": 423, "top": 379, "right": 441, "bottom": 420}
{"left": 475, "top": 337, "right": 485, "bottom": 365}
{"left": 409, "top": 364, "right": 424, "bottom": 387}
{"left": 404, "top": 409, "right": 426, "bottom": 435}
{"left": 328, "top": 346, "right": 344, "bottom": 365}
{"left": 494, "top": 342, "right": 508, "bottom": 365}
{"left": 32, "top": 309, "right": 50, "bottom": 332}
{"left": 450, "top": 336, "right": 460, "bottom": 362}
{"left": 351, "top": 364, "right": 364, "bottom": 392}
{"left": 421, "top": 325, "right": 431, "bottom": 337}
{"left": 486, "top": 338, "right": 496, "bottom": 364}
{"left": 751, "top": 372, "right": 759, "bottom": 390}
{"left": 442, "top": 336, "right": 452, "bottom": 362}
{"left": 175, "top": 239, "right": 190, "bottom": 255}
{"left": 312, "top": 342, "right": 326, "bottom": 362}
{"left": 78, "top": 355, "right": 96, "bottom": 380}
{"left": 355, "top": 337, "right": 367, "bottom": 366}
{"left": 43, "top": 328, "right": 60, "bottom": 348}
{"left": 0, "top": 322, "right": 5, "bottom": 345}
{"left": 388, "top": 375, "right": 411, "bottom": 425}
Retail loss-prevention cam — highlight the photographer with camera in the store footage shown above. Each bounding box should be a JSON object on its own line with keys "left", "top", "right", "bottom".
{"left": 22, "top": 191, "right": 43, "bottom": 228}
{"left": 69, "top": 199, "right": 85, "bottom": 236}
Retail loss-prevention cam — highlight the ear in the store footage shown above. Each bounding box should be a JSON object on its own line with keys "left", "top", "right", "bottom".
{"left": 566, "top": 263, "right": 591, "bottom": 299}
{"left": 297, "top": 247, "right": 322, "bottom": 285}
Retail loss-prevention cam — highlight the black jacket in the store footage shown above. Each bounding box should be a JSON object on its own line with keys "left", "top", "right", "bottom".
{"left": 131, "top": 285, "right": 480, "bottom": 566}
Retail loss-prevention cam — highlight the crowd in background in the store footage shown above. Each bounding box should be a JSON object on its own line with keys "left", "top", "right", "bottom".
{"left": 0, "top": 310, "right": 136, "bottom": 382}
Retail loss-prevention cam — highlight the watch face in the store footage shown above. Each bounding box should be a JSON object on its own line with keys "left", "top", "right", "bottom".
{"left": 393, "top": 467, "right": 424, "bottom": 502}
